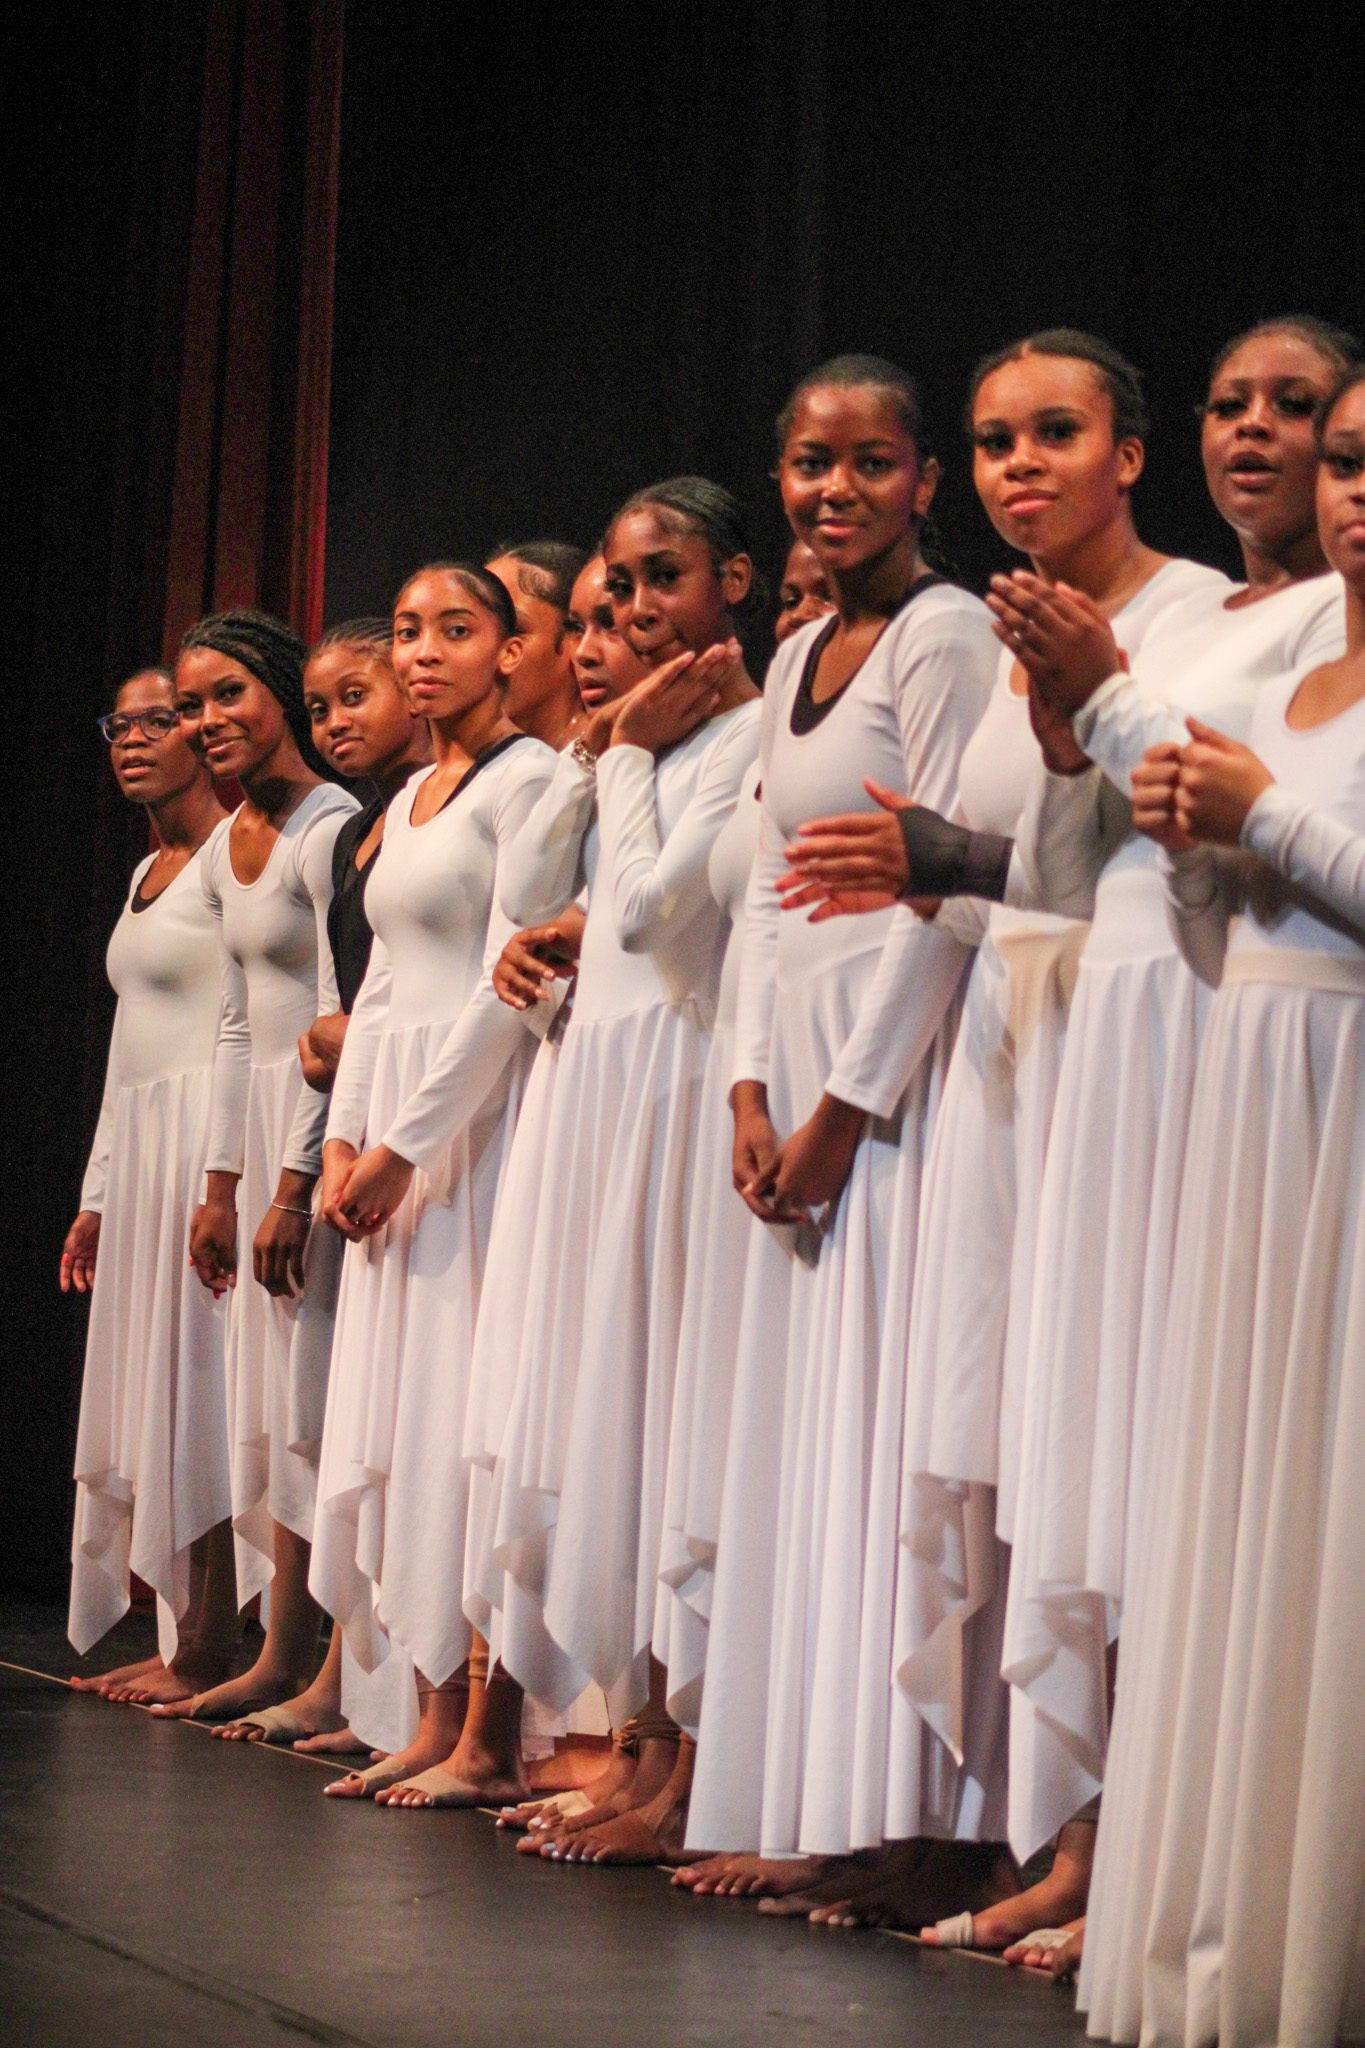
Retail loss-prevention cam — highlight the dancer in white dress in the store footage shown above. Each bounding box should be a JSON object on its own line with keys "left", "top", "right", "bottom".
{"left": 472, "top": 558, "right": 655, "bottom": 1837}
{"left": 482, "top": 479, "right": 761, "bottom": 1866}
{"left": 775, "top": 333, "right": 1224, "bottom": 1937}
{"left": 683, "top": 358, "right": 995, "bottom": 1900}
{"left": 1079, "top": 369, "right": 1365, "bottom": 2048}
{"left": 212, "top": 618, "right": 431, "bottom": 1753}
{"left": 153, "top": 610, "right": 359, "bottom": 1728}
{"left": 307, "top": 562, "right": 557, "bottom": 1807}
{"left": 974, "top": 319, "right": 1353, "bottom": 1972}
{"left": 63, "top": 666, "right": 236, "bottom": 1706}
{"left": 486, "top": 541, "right": 589, "bottom": 751}
{"left": 656, "top": 559, "right": 832, "bottom": 1753}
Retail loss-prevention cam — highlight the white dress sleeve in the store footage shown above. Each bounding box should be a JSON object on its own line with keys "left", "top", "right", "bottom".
{"left": 732, "top": 686, "right": 786, "bottom": 1091}
{"left": 380, "top": 753, "right": 557, "bottom": 1173}
{"left": 280, "top": 806, "right": 352, "bottom": 1177}
{"left": 1004, "top": 762, "right": 1125, "bottom": 920}
{"left": 593, "top": 710, "right": 760, "bottom": 954}
{"left": 1242, "top": 784, "right": 1365, "bottom": 930}
{"left": 1161, "top": 848, "right": 1236, "bottom": 986}
{"left": 498, "top": 746, "right": 597, "bottom": 926}
{"left": 324, "top": 936, "right": 394, "bottom": 1151}
{"left": 79, "top": 1000, "right": 127, "bottom": 1213}
{"left": 825, "top": 619, "right": 989, "bottom": 1117}
{"left": 201, "top": 832, "right": 251, "bottom": 1178}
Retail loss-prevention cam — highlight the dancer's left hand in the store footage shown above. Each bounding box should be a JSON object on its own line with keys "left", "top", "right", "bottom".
{"left": 752, "top": 1095, "right": 864, "bottom": 1224}
{"left": 988, "top": 572, "right": 1122, "bottom": 714}
{"left": 335, "top": 1145, "right": 415, "bottom": 1239}
{"left": 1175, "top": 720, "right": 1273, "bottom": 845}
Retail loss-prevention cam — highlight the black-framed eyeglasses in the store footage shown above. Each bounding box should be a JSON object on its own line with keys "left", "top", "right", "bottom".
{"left": 97, "top": 708, "right": 181, "bottom": 744}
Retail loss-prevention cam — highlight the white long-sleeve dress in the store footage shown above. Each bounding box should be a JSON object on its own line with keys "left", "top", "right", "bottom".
{"left": 654, "top": 756, "right": 762, "bottom": 1732}
{"left": 68, "top": 849, "right": 230, "bottom": 1662}
{"left": 484, "top": 703, "right": 762, "bottom": 1723}
{"left": 894, "top": 560, "right": 1226, "bottom": 1834}
{"left": 309, "top": 738, "right": 555, "bottom": 1694}
{"left": 686, "top": 584, "right": 997, "bottom": 1859}
{"left": 1080, "top": 668, "right": 1365, "bottom": 2048}
{"left": 201, "top": 783, "right": 357, "bottom": 1601}
{"left": 999, "top": 573, "right": 1345, "bottom": 1859}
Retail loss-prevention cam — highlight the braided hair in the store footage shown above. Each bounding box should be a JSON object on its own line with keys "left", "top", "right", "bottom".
{"left": 180, "top": 608, "right": 326, "bottom": 771}
{"left": 605, "top": 477, "right": 766, "bottom": 617}
{"left": 311, "top": 615, "right": 393, "bottom": 657}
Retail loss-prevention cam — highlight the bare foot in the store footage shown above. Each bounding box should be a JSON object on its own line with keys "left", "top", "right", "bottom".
{"left": 148, "top": 1664, "right": 303, "bottom": 1724}
{"left": 921, "top": 1844, "right": 1088, "bottom": 1952}
{"left": 1004, "top": 1916, "right": 1085, "bottom": 1978}
{"left": 70, "top": 1655, "right": 163, "bottom": 1695}
{"left": 529, "top": 1734, "right": 678, "bottom": 1858}
{"left": 117, "top": 1650, "right": 232, "bottom": 1707}
{"left": 675, "top": 1852, "right": 837, "bottom": 1898}
{"left": 526, "top": 1742, "right": 612, "bottom": 1794}
{"left": 327, "top": 1723, "right": 452, "bottom": 1801}
{"left": 803, "top": 1840, "right": 1018, "bottom": 1932}
{"left": 543, "top": 1740, "right": 695, "bottom": 1865}
{"left": 501, "top": 1741, "right": 637, "bottom": 1833}
{"left": 378, "top": 1726, "right": 531, "bottom": 1811}
{"left": 292, "top": 1725, "right": 371, "bottom": 1756}
{"left": 754, "top": 1846, "right": 907, "bottom": 1919}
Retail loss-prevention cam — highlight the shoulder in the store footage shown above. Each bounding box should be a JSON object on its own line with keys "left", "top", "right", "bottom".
{"left": 199, "top": 811, "right": 237, "bottom": 901}
{"left": 881, "top": 584, "right": 997, "bottom": 706}
{"left": 487, "top": 735, "right": 557, "bottom": 826}
{"left": 1283, "top": 571, "right": 1347, "bottom": 657}
{"left": 759, "top": 620, "right": 821, "bottom": 718}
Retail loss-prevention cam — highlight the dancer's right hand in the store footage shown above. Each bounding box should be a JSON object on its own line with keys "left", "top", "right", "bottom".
{"left": 1131, "top": 741, "right": 1193, "bottom": 851}
{"left": 59, "top": 1210, "right": 101, "bottom": 1293}
{"left": 731, "top": 1082, "right": 785, "bottom": 1221}
{"left": 189, "top": 1173, "right": 239, "bottom": 1296}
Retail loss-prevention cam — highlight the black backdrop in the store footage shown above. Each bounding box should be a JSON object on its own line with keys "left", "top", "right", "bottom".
{"left": 324, "top": 0, "right": 1363, "bottom": 637}
{"left": 6, "top": 0, "right": 1362, "bottom": 1602}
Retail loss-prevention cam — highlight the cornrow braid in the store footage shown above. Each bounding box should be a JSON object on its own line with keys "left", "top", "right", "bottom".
{"left": 490, "top": 541, "right": 589, "bottom": 618}
{"left": 312, "top": 616, "right": 393, "bottom": 657}
{"left": 605, "top": 476, "right": 767, "bottom": 618}
{"left": 180, "top": 608, "right": 326, "bottom": 772}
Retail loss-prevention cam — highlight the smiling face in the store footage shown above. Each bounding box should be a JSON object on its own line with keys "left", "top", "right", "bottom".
{"left": 391, "top": 568, "right": 522, "bottom": 722}
{"left": 174, "top": 647, "right": 294, "bottom": 783}
{"left": 486, "top": 554, "right": 577, "bottom": 730}
{"left": 774, "top": 540, "right": 834, "bottom": 643}
{"left": 1316, "top": 379, "right": 1365, "bottom": 595}
{"left": 1201, "top": 330, "right": 1341, "bottom": 556}
{"left": 602, "top": 508, "right": 750, "bottom": 666}
{"left": 303, "top": 641, "right": 423, "bottom": 779}
{"left": 567, "top": 557, "right": 647, "bottom": 710}
{"left": 777, "top": 383, "right": 937, "bottom": 578}
{"left": 971, "top": 353, "right": 1142, "bottom": 565}
{"left": 106, "top": 669, "right": 207, "bottom": 805}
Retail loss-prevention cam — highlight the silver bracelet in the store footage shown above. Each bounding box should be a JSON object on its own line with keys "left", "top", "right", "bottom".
{"left": 270, "top": 1200, "right": 313, "bottom": 1218}
{"left": 569, "top": 736, "right": 598, "bottom": 777}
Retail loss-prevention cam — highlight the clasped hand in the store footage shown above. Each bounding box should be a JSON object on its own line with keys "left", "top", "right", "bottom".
{"left": 1131, "top": 718, "right": 1272, "bottom": 850}
{"left": 321, "top": 1138, "right": 414, "bottom": 1242}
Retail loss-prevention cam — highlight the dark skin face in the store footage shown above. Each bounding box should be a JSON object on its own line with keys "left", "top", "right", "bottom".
{"left": 106, "top": 670, "right": 207, "bottom": 809}
{"left": 567, "top": 557, "right": 647, "bottom": 710}
{"left": 774, "top": 541, "right": 834, "bottom": 644}
{"left": 602, "top": 509, "right": 751, "bottom": 666}
{"left": 971, "top": 354, "right": 1144, "bottom": 568}
{"left": 303, "top": 641, "right": 428, "bottom": 793}
{"left": 777, "top": 383, "right": 938, "bottom": 594}
{"left": 1200, "top": 331, "right": 1339, "bottom": 578}
{"left": 486, "top": 554, "right": 579, "bottom": 734}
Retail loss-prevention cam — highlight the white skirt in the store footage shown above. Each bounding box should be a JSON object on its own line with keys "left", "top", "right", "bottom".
{"left": 653, "top": 1020, "right": 743, "bottom": 1733}
{"left": 687, "top": 967, "right": 962, "bottom": 1859}
{"left": 894, "top": 918, "right": 1082, "bottom": 1825}
{"left": 226, "top": 1053, "right": 343, "bottom": 1605}
{"left": 69, "top": 1069, "right": 229, "bottom": 1663}
{"left": 311, "top": 1019, "right": 530, "bottom": 1690}
{"left": 510, "top": 1001, "right": 712, "bottom": 1726}
{"left": 1001, "top": 945, "right": 1208, "bottom": 1858}
{"left": 1080, "top": 975, "right": 1365, "bottom": 2048}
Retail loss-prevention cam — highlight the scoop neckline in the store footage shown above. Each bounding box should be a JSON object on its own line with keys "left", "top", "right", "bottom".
{"left": 226, "top": 784, "right": 334, "bottom": 889}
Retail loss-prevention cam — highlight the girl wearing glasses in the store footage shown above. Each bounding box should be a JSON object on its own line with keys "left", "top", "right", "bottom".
{"left": 63, "top": 666, "right": 238, "bottom": 1705}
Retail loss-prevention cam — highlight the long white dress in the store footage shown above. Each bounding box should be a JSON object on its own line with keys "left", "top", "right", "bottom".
{"left": 1081, "top": 668, "right": 1365, "bottom": 2048}
{"left": 68, "top": 850, "right": 230, "bottom": 1663}
{"left": 201, "top": 783, "right": 357, "bottom": 1602}
{"left": 654, "top": 756, "right": 762, "bottom": 1732}
{"left": 310, "top": 738, "right": 555, "bottom": 1693}
{"left": 485, "top": 703, "right": 762, "bottom": 1724}
{"left": 686, "top": 585, "right": 997, "bottom": 1859}
{"left": 999, "top": 573, "right": 1345, "bottom": 1859}
{"left": 894, "top": 561, "right": 1226, "bottom": 1831}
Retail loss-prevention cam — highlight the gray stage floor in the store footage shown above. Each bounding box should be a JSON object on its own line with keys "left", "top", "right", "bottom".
{"left": 0, "top": 1604, "right": 1088, "bottom": 2047}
